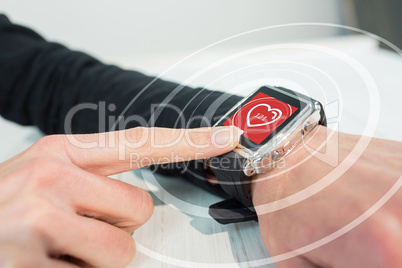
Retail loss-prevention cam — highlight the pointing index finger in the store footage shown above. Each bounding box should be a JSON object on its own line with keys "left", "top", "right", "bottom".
{"left": 62, "top": 126, "right": 242, "bottom": 175}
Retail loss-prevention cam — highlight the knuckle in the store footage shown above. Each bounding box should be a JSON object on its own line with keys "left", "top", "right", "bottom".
{"left": 7, "top": 258, "right": 34, "bottom": 268}
{"left": 23, "top": 198, "right": 56, "bottom": 238}
{"left": 25, "top": 157, "right": 54, "bottom": 171}
{"left": 140, "top": 190, "right": 154, "bottom": 222}
{"left": 1, "top": 243, "right": 47, "bottom": 268}
{"left": 122, "top": 236, "right": 136, "bottom": 266}
{"left": 189, "top": 130, "right": 211, "bottom": 148}
{"left": 30, "top": 135, "right": 63, "bottom": 155}
{"left": 130, "top": 188, "right": 154, "bottom": 225}
{"left": 23, "top": 158, "right": 64, "bottom": 188}
{"left": 116, "top": 186, "right": 154, "bottom": 233}
{"left": 23, "top": 158, "right": 51, "bottom": 179}
{"left": 125, "top": 127, "right": 151, "bottom": 161}
{"left": 125, "top": 127, "right": 149, "bottom": 146}
{"left": 105, "top": 231, "right": 136, "bottom": 268}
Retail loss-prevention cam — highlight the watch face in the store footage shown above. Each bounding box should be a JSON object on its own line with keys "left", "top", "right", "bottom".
{"left": 218, "top": 86, "right": 308, "bottom": 148}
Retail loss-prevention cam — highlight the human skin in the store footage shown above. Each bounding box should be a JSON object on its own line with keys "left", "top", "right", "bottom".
{"left": 0, "top": 126, "right": 241, "bottom": 268}
{"left": 252, "top": 126, "right": 402, "bottom": 267}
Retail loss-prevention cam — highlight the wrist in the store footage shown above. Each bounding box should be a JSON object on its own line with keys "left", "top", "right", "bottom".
{"left": 251, "top": 125, "right": 329, "bottom": 210}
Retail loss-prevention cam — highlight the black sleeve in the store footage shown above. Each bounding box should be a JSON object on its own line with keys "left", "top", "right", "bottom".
{"left": 0, "top": 14, "right": 241, "bottom": 195}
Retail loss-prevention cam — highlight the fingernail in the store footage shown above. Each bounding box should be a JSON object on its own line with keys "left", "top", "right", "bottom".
{"left": 213, "top": 126, "right": 243, "bottom": 146}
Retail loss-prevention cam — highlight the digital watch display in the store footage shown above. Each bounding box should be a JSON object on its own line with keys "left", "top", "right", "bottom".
{"left": 208, "top": 86, "right": 326, "bottom": 224}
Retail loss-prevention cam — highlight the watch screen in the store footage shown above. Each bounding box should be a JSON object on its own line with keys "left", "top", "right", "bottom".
{"left": 220, "top": 87, "right": 306, "bottom": 146}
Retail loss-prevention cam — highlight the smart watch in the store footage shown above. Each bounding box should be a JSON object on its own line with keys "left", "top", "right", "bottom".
{"left": 208, "top": 85, "right": 326, "bottom": 224}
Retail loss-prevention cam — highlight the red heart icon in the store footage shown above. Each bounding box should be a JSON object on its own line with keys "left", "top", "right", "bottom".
{"left": 246, "top": 104, "right": 283, "bottom": 127}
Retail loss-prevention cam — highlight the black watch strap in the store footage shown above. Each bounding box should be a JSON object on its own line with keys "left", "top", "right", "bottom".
{"left": 209, "top": 198, "right": 258, "bottom": 224}
{"left": 208, "top": 151, "right": 257, "bottom": 224}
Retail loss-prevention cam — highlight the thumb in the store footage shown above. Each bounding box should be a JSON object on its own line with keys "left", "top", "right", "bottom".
{"left": 60, "top": 126, "right": 242, "bottom": 175}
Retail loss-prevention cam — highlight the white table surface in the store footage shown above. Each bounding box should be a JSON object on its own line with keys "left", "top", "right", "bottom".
{"left": 1, "top": 35, "right": 401, "bottom": 267}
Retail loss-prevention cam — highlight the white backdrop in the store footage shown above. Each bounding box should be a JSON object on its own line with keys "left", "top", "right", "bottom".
{"left": 0, "top": 0, "right": 343, "bottom": 61}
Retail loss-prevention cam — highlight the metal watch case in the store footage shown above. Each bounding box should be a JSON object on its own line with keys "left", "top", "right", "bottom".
{"left": 213, "top": 86, "right": 324, "bottom": 177}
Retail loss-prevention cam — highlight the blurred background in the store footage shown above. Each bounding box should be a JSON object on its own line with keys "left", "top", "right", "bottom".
{"left": 0, "top": 0, "right": 345, "bottom": 59}
{"left": 1, "top": 0, "right": 400, "bottom": 61}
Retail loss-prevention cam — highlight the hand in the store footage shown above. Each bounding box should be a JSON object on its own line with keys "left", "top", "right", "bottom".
{"left": 252, "top": 126, "right": 402, "bottom": 267}
{"left": 0, "top": 126, "right": 241, "bottom": 268}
